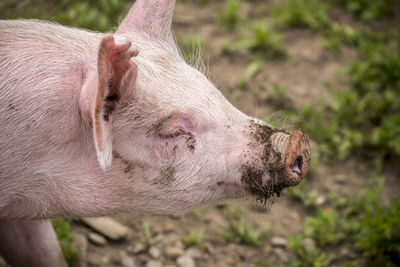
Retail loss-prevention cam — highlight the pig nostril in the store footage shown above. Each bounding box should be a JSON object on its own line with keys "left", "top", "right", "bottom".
{"left": 291, "top": 156, "right": 303, "bottom": 175}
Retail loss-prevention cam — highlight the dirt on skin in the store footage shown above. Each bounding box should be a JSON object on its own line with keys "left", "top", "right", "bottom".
{"left": 240, "top": 121, "right": 285, "bottom": 200}
{"left": 2, "top": 1, "right": 394, "bottom": 267}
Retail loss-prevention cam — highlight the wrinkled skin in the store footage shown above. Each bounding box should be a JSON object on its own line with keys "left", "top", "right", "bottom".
{"left": 0, "top": 0, "right": 310, "bottom": 266}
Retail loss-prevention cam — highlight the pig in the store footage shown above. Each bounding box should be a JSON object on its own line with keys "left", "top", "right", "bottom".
{"left": 0, "top": 0, "right": 311, "bottom": 266}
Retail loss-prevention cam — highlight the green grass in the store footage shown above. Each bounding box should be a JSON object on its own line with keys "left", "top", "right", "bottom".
{"left": 221, "top": 208, "right": 268, "bottom": 245}
{"left": 268, "top": 83, "right": 290, "bottom": 109}
{"left": 335, "top": 0, "right": 396, "bottom": 22}
{"left": 183, "top": 231, "right": 204, "bottom": 247}
{"left": 223, "top": 20, "right": 286, "bottom": 59}
{"left": 271, "top": 0, "right": 331, "bottom": 30}
{"left": 217, "top": 0, "right": 243, "bottom": 31}
{"left": 285, "top": 178, "right": 400, "bottom": 267}
{"left": 287, "top": 235, "right": 336, "bottom": 267}
{"left": 52, "top": 219, "right": 80, "bottom": 267}
{"left": 1, "top": 0, "right": 129, "bottom": 32}
{"left": 238, "top": 60, "right": 264, "bottom": 88}
{"left": 142, "top": 223, "right": 163, "bottom": 249}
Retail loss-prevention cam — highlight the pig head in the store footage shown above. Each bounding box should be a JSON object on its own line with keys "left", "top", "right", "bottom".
{"left": 0, "top": 0, "right": 311, "bottom": 220}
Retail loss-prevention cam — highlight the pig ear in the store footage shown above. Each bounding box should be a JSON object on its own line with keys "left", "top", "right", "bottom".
{"left": 80, "top": 34, "right": 138, "bottom": 169}
{"left": 117, "top": 0, "right": 175, "bottom": 40}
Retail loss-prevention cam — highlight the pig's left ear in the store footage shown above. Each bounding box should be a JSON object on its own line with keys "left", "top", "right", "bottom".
{"left": 80, "top": 34, "right": 138, "bottom": 169}
{"left": 116, "top": 0, "right": 175, "bottom": 41}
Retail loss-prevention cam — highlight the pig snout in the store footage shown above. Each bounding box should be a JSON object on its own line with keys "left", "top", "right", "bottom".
{"left": 241, "top": 122, "right": 311, "bottom": 199}
{"left": 274, "top": 129, "right": 311, "bottom": 187}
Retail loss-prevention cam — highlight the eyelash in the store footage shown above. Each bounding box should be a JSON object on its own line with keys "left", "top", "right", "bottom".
{"left": 159, "top": 129, "right": 183, "bottom": 138}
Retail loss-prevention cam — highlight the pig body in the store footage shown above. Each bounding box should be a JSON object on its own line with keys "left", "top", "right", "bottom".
{"left": 0, "top": 1, "right": 310, "bottom": 266}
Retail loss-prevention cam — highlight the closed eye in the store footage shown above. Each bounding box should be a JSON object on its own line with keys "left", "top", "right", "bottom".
{"left": 159, "top": 129, "right": 183, "bottom": 138}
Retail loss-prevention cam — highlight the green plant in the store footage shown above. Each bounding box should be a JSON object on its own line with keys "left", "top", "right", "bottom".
{"left": 287, "top": 235, "right": 336, "bottom": 267}
{"left": 255, "top": 260, "right": 273, "bottom": 267}
{"left": 287, "top": 178, "right": 400, "bottom": 267}
{"left": 221, "top": 208, "right": 268, "bottom": 245}
{"left": 238, "top": 60, "right": 264, "bottom": 88}
{"left": 335, "top": 0, "right": 395, "bottom": 22}
{"left": 268, "top": 83, "right": 290, "bottom": 108}
{"left": 223, "top": 20, "right": 286, "bottom": 59}
{"left": 52, "top": 219, "right": 80, "bottom": 267}
{"left": 304, "top": 209, "right": 345, "bottom": 246}
{"left": 323, "top": 23, "right": 360, "bottom": 54}
{"left": 285, "top": 181, "right": 325, "bottom": 209}
{"left": 183, "top": 231, "right": 204, "bottom": 247}
{"left": 272, "top": 0, "right": 331, "bottom": 30}
{"left": 142, "top": 223, "right": 163, "bottom": 248}
{"left": 58, "top": 0, "right": 128, "bottom": 31}
{"left": 187, "top": 210, "right": 207, "bottom": 223}
{"left": 217, "top": 0, "right": 242, "bottom": 31}
{"left": 1, "top": 0, "right": 128, "bottom": 32}
{"left": 350, "top": 180, "right": 400, "bottom": 266}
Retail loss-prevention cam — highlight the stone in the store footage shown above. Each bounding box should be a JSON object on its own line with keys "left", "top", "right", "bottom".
{"left": 88, "top": 232, "right": 107, "bottom": 246}
{"left": 339, "top": 246, "right": 350, "bottom": 256}
{"left": 185, "top": 247, "right": 204, "bottom": 260}
{"left": 87, "top": 254, "right": 109, "bottom": 265}
{"left": 163, "top": 222, "right": 175, "bottom": 233}
{"left": 274, "top": 248, "right": 289, "bottom": 263}
{"left": 271, "top": 236, "right": 287, "bottom": 247}
{"left": 122, "top": 256, "right": 136, "bottom": 267}
{"left": 302, "top": 238, "right": 316, "bottom": 252}
{"left": 176, "top": 255, "right": 195, "bottom": 267}
{"left": 82, "top": 217, "right": 131, "bottom": 241}
{"left": 132, "top": 242, "right": 146, "bottom": 254}
{"left": 146, "top": 260, "right": 162, "bottom": 267}
{"left": 174, "top": 240, "right": 184, "bottom": 249}
{"left": 72, "top": 233, "right": 88, "bottom": 266}
{"left": 166, "top": 247, "right": 184, "bottom": 259}
{"left": 149, "top": 246, "right": 161, "bottom": 259}
{"left": 203, "top": 242, "right": 215, "bottom": 255}
{"left": 315, "top": 195, "right": 326, "bottom": 206}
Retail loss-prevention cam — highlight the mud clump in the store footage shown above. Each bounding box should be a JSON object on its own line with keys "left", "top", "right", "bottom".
{"left": 240, "top": 121, "right": 288, "bottom": 200}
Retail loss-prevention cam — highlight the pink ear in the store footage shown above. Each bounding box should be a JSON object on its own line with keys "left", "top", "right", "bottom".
{"left": 80, "top": 34, "right": 138, "bottom": 169}
{"left": 117, "top": 0, "right": 175, "bottom": 40}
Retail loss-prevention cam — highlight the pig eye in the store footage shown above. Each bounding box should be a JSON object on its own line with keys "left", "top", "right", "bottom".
{"left": 159, "top": 129, "right": 183, "bottom": 139}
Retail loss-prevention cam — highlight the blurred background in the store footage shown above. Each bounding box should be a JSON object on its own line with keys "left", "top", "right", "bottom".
{"left": 1, "top": 0, "right": 399, "bottom": 266}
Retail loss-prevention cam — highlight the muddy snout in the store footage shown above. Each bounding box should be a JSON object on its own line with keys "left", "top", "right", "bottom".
{"left": 271, "top": 130, "right": 311, "bottom": 187}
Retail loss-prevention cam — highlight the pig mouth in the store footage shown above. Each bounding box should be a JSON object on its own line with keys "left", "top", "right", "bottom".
{"left": 240, "top": 165, "right": 286, "bottom": 201}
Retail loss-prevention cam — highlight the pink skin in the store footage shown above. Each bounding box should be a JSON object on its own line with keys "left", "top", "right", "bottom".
{"left": 0, "top": 0, "right": 310, "bottom": 265}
